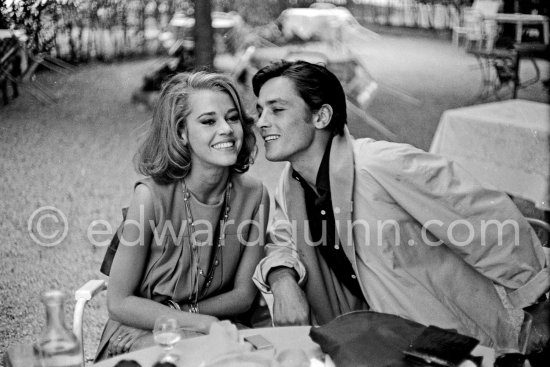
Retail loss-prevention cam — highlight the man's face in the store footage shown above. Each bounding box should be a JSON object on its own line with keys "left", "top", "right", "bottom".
{"left": 256, "top": 77, "right": 316, "bottom": 163}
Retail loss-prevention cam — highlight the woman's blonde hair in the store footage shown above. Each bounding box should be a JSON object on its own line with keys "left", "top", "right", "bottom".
{"left": 135, "top": 72, "right": 256, "bottom": 184}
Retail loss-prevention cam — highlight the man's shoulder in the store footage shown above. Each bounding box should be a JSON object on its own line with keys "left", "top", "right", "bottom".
{"left": 352, "top": 138, "right": 425, "bottom": 171}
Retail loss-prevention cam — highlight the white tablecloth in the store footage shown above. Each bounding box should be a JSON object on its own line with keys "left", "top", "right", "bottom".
{"left": 280, "top": 8, "right": 355, "bottom": 42}
{"left": 430, "top": 99, "right": 550, "bottom": 211}
{"left": 91, "top": 325, "right": 495, "bottom": 367}
{"left": 92, "top": 326, "right": 324, "bottom": 367}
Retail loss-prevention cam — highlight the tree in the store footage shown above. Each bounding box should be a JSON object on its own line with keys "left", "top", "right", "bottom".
{"left": 194, "top": 0, "right": 214, "bottom": 70}
{"left": 0, "top": 0, "right": 64, "bottom": 55}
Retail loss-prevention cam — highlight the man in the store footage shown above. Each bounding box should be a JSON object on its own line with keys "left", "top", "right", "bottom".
{"left": 251, "top": 60, "right": 549, "bottom": 356}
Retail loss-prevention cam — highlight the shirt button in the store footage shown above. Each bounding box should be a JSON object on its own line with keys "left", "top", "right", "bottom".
{"left": 351, "top": 274, "right": 357, "bottom": 279}
{"left": 214, "top": 260, "right": 219, "bottom": 266}
{"left": 320, "top": 210, "right": 326, "bottom": 215}
{"left": 334, "top": 245, "right": 340, "bottom": 250}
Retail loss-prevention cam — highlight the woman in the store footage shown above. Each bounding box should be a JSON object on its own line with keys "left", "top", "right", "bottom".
{"left": 96, "top": 72, "right": 269, "bottom": 359}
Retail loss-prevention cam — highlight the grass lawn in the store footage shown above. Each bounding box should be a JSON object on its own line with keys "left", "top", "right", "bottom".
{"left": 1, "top": 58, "right": 155, "bottom": 362}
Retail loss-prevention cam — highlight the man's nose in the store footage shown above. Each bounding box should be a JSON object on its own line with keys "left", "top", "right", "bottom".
{"left": 256, "top": 110, "right": 268, "bottom": 128}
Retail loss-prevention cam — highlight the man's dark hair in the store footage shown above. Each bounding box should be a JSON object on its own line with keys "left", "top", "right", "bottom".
{"left": 252, "top": 60, "right": 347, "bottom": 136}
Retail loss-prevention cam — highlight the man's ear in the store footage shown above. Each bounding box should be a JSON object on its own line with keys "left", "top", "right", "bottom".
{"left": 313, "top": 104, "right": 333, "bottom": 130}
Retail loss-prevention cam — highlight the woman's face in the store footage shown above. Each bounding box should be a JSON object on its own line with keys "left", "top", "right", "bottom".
{"left": 184, "top": 89, "right": 244, "bottom": 171}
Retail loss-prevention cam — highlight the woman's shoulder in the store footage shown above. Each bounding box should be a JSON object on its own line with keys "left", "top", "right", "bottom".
{"left": 135, "top": 177, "right": 178, "bottom": 192}
{"left": 134, "top": 177, "right": 181, "bottom": 207}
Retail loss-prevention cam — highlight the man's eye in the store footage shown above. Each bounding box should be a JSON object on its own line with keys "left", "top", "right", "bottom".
{"left": 272, "top": 108, "right": 284, "bottom": 113}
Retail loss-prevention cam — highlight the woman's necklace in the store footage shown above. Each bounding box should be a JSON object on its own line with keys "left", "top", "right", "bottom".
{"left": 182, "top": 178, "right": 232, "bottom": 307}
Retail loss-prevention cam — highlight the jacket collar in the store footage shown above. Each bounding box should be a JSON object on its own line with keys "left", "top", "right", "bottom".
{"left": 328, "top": 127, "right": 355, "bottom": 261}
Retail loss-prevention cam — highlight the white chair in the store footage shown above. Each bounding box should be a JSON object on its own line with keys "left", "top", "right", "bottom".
{"left": 72, "top": 278, "right": 271, "bottom": 363}
{"left": 526, "top": 217, "right": 550, "bottom": 266}
{"left": 452, "top": 0, "right": 502, "bottom": 50}
{"left": 73, "top": 279, "right": 107, "bottom": 365}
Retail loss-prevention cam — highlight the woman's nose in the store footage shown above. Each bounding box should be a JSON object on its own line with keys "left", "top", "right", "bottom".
{"left": 219, "top": 118, "right": 234, "bottom": 134}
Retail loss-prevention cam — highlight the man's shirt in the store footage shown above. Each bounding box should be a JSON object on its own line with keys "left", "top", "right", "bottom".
{"left": 291, "top": 141, "right": 366, "bottom": 302}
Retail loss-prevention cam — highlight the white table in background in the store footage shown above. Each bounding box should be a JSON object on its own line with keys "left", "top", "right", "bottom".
{"left": 485, "top": 13, "right": 549, "bottom": 45}
{"left": 430, "top": 99, "right": 550, "bottom": 211}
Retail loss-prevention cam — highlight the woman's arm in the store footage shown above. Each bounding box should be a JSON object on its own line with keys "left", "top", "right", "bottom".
{"left": 189, "top": 186, "right": 270, "bottom": 317}
{"left": 107, "top": 184, "right": 218, "bottom": 333}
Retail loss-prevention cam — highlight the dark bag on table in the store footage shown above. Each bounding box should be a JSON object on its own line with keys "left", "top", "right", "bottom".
{"left": 309, "top": 311, "right": 479, "bottom": 367}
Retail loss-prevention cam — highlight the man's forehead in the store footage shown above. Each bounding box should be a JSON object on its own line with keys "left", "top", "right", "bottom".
{"left": 258, "top": 77, "right": 299, "bottom": 103}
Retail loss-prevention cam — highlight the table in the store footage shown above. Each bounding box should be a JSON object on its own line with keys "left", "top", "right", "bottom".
{"left": 279, "top": 8, "right": 357, "bottom": 44}
{"left": 485, "top": 13, "right": 549, "bottom": 45}
{"left": 93, "top": 326, "right": 325, "bottom": 367}
{"left": 4, "top": 326, "right": 496, "bottom": 367}
{"left": 430, "top": 99, "right": 550, "bottom": 211}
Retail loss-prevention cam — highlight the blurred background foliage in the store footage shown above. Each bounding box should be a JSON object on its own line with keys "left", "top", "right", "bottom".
{"left": 1, "top": 1, "right": 546, "bottom": 64}
{"left": 0, "top": 0, "right": 316, "bottom": 63}
{"left": 0, "top": 0, "right": 480, "bottom": 64}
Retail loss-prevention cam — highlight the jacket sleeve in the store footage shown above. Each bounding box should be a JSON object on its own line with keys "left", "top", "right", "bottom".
{"left": 252, "top": 167, "right": 307, "bottom": 294}
{"left": 358, "top": 139, "right": 549, "bottom": 309}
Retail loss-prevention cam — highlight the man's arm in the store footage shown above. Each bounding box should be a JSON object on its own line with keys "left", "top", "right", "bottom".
{"left": 252, "top": 170, "right": 311, "bottom": 325}
{"left": 266, "top": 267, "right": 310, "bottom": 325}
{"left": 358, "top": 139, "right": 549, "bottom": 307}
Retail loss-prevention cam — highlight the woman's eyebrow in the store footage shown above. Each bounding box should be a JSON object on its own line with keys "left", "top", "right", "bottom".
{"left": 197, "top": 112, "right": 216, "bottom": 119}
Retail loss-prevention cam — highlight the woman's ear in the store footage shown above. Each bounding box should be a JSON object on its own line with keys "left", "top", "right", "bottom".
{"left": 313, "top": 104, "right": 333, "bottom": 130}
{"left": 180, "top": 130, "right": 188, "bottom": 146}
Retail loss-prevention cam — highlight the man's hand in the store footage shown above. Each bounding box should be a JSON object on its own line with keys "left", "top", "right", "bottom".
{"left": 268, "top": 267, "right": 310, "bottom": 326}
{"left": 524, "top": 299, "right": 550, "bottom": 355}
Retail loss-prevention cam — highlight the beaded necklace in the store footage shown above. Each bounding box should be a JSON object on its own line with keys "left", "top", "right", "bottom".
{"left": 182, "top": 178, "right": 232, "bottom": 308}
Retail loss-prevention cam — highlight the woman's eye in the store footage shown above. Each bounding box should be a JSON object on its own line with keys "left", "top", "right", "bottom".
{"left": 227, "top": 114, "right": 240, "bottom": 123}
{"left": 200, "top": 119, "right": 216, "bottom": 125}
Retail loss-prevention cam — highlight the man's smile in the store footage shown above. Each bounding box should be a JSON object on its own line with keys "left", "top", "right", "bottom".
{"left": 263, "top": 134, "right": 280, "bottom": 142}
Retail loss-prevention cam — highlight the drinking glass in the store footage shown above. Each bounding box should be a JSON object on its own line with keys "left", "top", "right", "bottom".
{"left": 494, "top": 312, "right": 532, "bottom": 367}
{"left": 518, "top": 311, "right": 533, "bottom": 355}
{"left": 153, "top": 316, "right": 182, "bottom": 363}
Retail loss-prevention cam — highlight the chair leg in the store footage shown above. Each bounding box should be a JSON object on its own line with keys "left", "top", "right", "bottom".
{"left": 452, "top": 31, "right": 459, "bottom": 47}
{"left": 1, "top": 79, "right": 8, "bottom": 105}
{"left": 11, "top": 80, "right": 19, "bottom": 99}
{"left": 512, "top": 53, "right": 519, "bottom": 99}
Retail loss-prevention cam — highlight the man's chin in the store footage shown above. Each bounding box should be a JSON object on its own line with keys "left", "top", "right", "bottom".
{"left": 265, "top": 152, "right": 286, "bottom": 162}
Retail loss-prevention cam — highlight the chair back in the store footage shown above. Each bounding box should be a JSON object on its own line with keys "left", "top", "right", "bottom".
{"left": 526, "top": 217, "right": 550, "bottom": 267}
{"left": 472, "top": 0, "right": 503, "bottom": 18}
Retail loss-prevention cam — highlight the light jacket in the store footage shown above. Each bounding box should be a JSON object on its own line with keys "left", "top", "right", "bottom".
{"left": 253, "top": 128, "right": 549, "bottom": 351}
